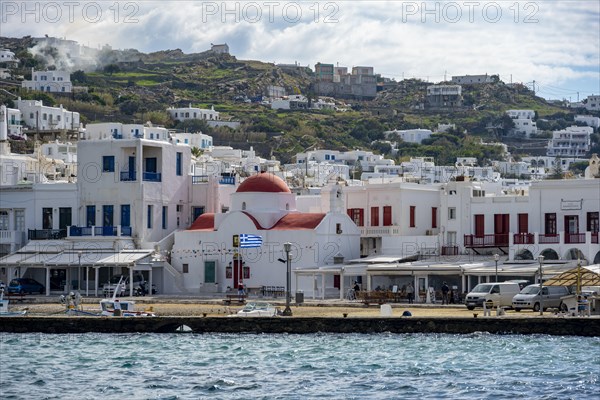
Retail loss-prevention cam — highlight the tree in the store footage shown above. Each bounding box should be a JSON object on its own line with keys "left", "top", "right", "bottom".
{"left": 103, "top": 64, "right": 120, "bottom": 75}
{"left": 549, "top": 157, "right": 564, "bottom": 179}
{"left": 191, "top": 147, "right": 204, "bottom": 158}
{"left": 71, "top": 70, "right": 87, "bottom": 83}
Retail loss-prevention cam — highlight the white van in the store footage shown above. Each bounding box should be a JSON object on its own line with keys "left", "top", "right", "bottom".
{"left": 465, "top": 282, "right": 521, "bottom": 310}
{"left": 512, "top": 284, "right": 570, "bottom": 312}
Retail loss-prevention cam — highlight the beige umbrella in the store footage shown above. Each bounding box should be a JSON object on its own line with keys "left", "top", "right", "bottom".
{"left": 543, "top": 264, "right": 600, "bottom": 292}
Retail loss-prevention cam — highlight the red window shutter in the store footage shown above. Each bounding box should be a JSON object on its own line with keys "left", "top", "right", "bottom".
{"left": 383, "top": 206, "right": 392, "bottom": 226}
{"left": 359, "top": 209, "right": 364, "bottom": 226}
{"left": 518, "top": 214, "right": 528, "bottom": 233}
{"left": 431, "top": 207, "right": 437, "bottom": 229}
{"left": 409, "top": 206, "right": 416, "bottom": 228}
{"left": 475, "top": 214, "right": 484, "bottom": 236}
{"left": 371, "top": 207, "right": 379, "bottom": 227}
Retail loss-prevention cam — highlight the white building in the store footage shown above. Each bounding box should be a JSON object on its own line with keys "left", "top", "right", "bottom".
{"left": 451, "top": 74, "right": 494, "bottom": 84}
{"left": 0, "top": 49, "right": 17, "bottom": 65}
{"left": 211, "top": 43, "right": 229, "bottom": 54}
{"left": 575, "top": 115, "right": 600, "bottom": 129}
{"left": 15, "top": 98, "right": 81, "bottom": 131}
{"left": 171, "top": 173, "right": 361, "bottom": 296}
{"left": 3, "top": 107, "right": 24, "bottom": 139}
{"left": 84, "top": 122, "right": 169, "bottom": 141}
{"left": 22, "top": 69, "right": 72, "bottom": 93}
{"left": 385, "top": 128, "right": 433, "bottom": 144}
{"left": 167, "top": 105, "right": 220, "bottom": 122}
{"left": 584, "top": 95, "right": 600, "bottom": 111}
{"left": 172, "top": 132, "right": 213, "bottom": 149}
{"left": 547, "top": 126, "right": 592, "bottom": 157}
{"left": 506, "top": 109, "right": 538, "bottom": 137}
{"left": 295, "top": 149, "right": 394, "bottom": 173}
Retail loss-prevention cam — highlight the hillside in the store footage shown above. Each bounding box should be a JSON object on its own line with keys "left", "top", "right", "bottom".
{"left": 1, "top": 36, "right": 595, "bottom": 165}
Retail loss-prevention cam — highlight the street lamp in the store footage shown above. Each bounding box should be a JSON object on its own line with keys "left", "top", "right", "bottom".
{"left": 77, "top": 251, "right": 82, "bottom": 292}
{"left": 493, "top": 254, "right": 499, "bottom": 283}
{"left": 282, "top": 242, "right": 293, "bottom": 316}
{"left": 537, "top": 255, "right": 544, "bottom": 316}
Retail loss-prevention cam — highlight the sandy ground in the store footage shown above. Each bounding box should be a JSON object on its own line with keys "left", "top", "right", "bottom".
{"left": 8, "top": 297, "right": 557, "bottom": 318}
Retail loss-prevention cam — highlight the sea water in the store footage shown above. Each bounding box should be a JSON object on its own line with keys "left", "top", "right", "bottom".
{"left": 0, "top": 332, "right": 598, "bottom": 399}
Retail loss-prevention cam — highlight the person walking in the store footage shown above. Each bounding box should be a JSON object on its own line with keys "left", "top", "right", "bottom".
{"left": 406, "top": 282, "right": 414, "bottom": 304}
{"left": 441, "top": 282, "right": 450, "bottom": 305}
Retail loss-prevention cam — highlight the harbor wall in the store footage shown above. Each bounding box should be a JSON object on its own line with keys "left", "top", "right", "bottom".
{"left": 1, "top": 317, "right": 598, "bottom": 336}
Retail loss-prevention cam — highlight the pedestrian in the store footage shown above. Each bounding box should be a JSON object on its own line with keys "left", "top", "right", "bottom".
{"left": 238, "top": 280, "right": 245, "bottom": 297}
{"left": 441, "top": 282, "right": 450, "bottom": 305}
{"left": 406, "top": 282, "right": 414, "bottom": 304}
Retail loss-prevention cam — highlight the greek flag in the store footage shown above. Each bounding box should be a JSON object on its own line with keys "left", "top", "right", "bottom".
{"left": 239, "top": 234, "right": 263, "bottom": 248}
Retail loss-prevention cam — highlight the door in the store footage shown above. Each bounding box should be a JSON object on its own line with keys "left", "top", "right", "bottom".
{"left": 128, "top": 156, "right": 136, "bottom": 180}
{"left": 86, "top": 205, "right": 96, "bottom": 227}
{"left": 233, "top": 257, "right": 242, "bottom": 288}
{"left": 121, "top": 205, "right": 130, "bottom": 227}
{"left": 50, "top": 269, "right": 66, "bottom": 291}
{"left": 474, "top": 215, "right": 484, "bottom": 236}
{"left": 518, "top": 214, "right": 528, "bottom": 233}
{"left": 58, "top": 207, "right": 72, "bottom": 230}
{"left": 564, "top": 215, "right": 579, "bottom": 234}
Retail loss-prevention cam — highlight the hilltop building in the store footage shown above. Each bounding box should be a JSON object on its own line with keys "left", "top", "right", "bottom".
{"left": 584, "top": 95, "right": 600, "bottom": 111}
{"left": 426, "top": 85, "right": 462, "bottom": 108}
{"left": 314, "top": 63, "right": 377, "bottom": 100}
{"left": 15, "top": 98, "right": 81, "bottom": 132}
{"left": 506, "top": 109, "right": 538, "bottom": 137}
{"left": 546, "top": 126, "right": 592, "bottom": 157}
{"left": 21, "top": 68, "right": 72, "bottom": 93}
{"left": 451, "top": 74, "right": 494, "bottom": 84}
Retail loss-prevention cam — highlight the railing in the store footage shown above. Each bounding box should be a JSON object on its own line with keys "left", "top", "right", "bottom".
{"left": 565, "top": 233, "right": 585, "bottom": 244}
{"left": 441, "top": 246, "right": 459, "bottom": 256}
{"left": 513, "top": 233, "right": 534, "bottom": 245}
{"left": 120, "top": 171, "right": 136, "bottom": 181}
{"left": 121, "top": 226, "right": 132, "bottom": 236}
{"left": 143, "top": 172, "right": 162, "bottom": 182}
{"left": 28, "top": 229, "right": 67, "bottom": 240}
{"left": 113, "top": 134, "right": 123, "bottom": 139}
{"left": 464, "top": 234, "right": 509, "bottom": 247}
{"left": 592, "top": 232, "right": 599, "bottom": 244}
{"left": 219, "top": 176, "right": 235, "bottom": 185}
{"left": 70, "top": 226, "right": 128, "bottom": 237}
{"left": 192, "top": 175, "right": 209, "bottom": 184}
{"left": 538, "top": 234, "right": 560, "bottom": 244}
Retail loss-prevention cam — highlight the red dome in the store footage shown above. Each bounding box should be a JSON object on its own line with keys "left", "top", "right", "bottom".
{"left": 236, "top": 173, "right": 291, "bottom": 193}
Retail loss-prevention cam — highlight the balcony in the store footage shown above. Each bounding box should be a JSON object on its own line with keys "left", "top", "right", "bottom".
{"left": 0, "top": 230, "right": 25, "bottom": 246}
{"left": 360, "top": 226, "right": 401, "bottom": 237}
{"left": 120, "top": 171, "right": 136, "bottom": 181}
{"left": 513, "top": 233, "right": 534, "bottom": 245}
{"left": 192, "top": 175, "right": 209, "bottom": 184}
{"left": 69, "top": 225, "right": 131, "bottom": 237}
{"left": 143, "top": 172, "right": 162, "bottom": 182}
{"left": 219, "top": 176, "right": 235, "bottom": 185}
{"left": 28, "top": 229, "right": 67, "bottom": 240}
{"left": 538, "top": 234, "right": 560, "bottom": 244}
{"left": 565, "top": 233, "right": 585, "bottom": 244}
{"left": 464, "top": 234, "right": 509, "bottom": 248}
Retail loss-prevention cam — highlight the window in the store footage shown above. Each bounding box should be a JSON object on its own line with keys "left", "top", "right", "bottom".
{"left": 176, "top": 152, "right": 182, "bottom": 176}
{"left": 347, "top": 208, "right": 364, "bottom": 226}
{"left": 431, "top": 207, "right": 438, "bottom": 229}
{"left": 587, "top": 212, "right": 599, "bottom": 232}
{"left": 121, "top": 205, "right": 131, "bottom": 227}
{"left": 409, "top": 206, "right": 416, "bottom": 228}
{"left": 162, "top": 206, "right": 168, "bottom": 229}
{"left": 102, "top": 156, "right": 115, "bottom": 172}
{"left": 242, "top": 202, "right": 246, "bottom": 210}
{"left": 494, "top": 214, "right": 509, "bottom": 234}
{"left": 86, "top": 206, "right": 96, "bottom": 227}
{"left": 370, "top": 207, "right": 379, "bottom": 227}
{"left": 383, "top": 206, "right": 392, "bottom": 226}
{"left": 448, "top": 207, "right": 456, "bottom": 220}
{"left": 518, "top": 214, "right": 528, "bottom": 233}
{"left": 545, "top": 213, "right": 557, "bottom": 235}
{"left": 475, "top": 214, "right": 485, "bottom": 236}
{"left": 147, "top": 205, "right": 153, "bottom": 229}
{"left": 0, "top": 211, "right": 8, "bottom": 230}
{"left": 182, "top": 263, "right": 189, "bottom": 274}
{"left": 204, "top": 261, "right": 216, "bottom": 283}
{"left": 58, "top": 208, "right": 72, "bottom": 230}
{"left": 103, "top": 205, "right": 114, "bottom": 226}
{"left": 14, "top": 210, "right": 25, "bottom": 231}
{"left": 192, "top": 206, "right": 204, "bottom": 221}
{"left": 43, "top": 208, "right": 53, "bottom": 229}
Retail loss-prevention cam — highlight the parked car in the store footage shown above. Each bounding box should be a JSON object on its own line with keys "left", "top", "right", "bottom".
{"left": 512, "top": 284, "right": 571, "bottom": 312}
{"left": 102, "top": 273, "right": 145, "bottom": 297}
{"left": 8, "top": 278, "right": 45, "bottom": 294}
{"left": 465, "top": 282, "right": 521, "bottom": 310}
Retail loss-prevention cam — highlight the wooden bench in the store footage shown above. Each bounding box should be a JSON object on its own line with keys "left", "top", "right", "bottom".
{"left": 223, "top": 294, "right": 247, "bottom": 305}
{"left": 5, "top": 292, "right": 27, "bottom": 302}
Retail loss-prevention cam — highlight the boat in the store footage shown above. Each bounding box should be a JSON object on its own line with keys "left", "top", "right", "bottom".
{"left": 0, "top": 288, "right": 27, "bottom": 317}
{"left": 235, "top": 302, "right": 278, "bottom": 317}
{"left": 99, "top": 276, "right": 156, "bottom": 317}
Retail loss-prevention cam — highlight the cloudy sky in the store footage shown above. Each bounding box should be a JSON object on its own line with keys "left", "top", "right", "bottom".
{"left": 3, "top": 0, "right": 599, "bottom": 100}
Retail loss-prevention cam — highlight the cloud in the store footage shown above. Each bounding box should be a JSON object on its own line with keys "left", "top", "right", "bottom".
{"left": 2, "top": 1, "right": 598, "bottom": 96}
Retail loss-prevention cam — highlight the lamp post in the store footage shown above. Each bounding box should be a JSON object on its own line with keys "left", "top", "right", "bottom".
{"left": 77, "top": 251, "right": 82, "bottom": 292}
{"left": 537, "top": 255, "right": 544, "bottom": 316}
{"left": 282, "top": 242, "right": 293, "bottom": 316}
{"left": 493, "top": 253, "right": 499, "bottom": 283}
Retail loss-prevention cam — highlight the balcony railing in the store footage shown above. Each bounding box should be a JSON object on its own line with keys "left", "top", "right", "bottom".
{"left": 28, "top": 229, "right": 67, "bottom": 240}
{"left": 441, "top": 246, "right": 459, "bottom": 256}
{"left": 120, "top": 171, "right": 136, "bottom": 181}
{"left": 143, "top": 172, "right": 162, "bottom": 182}
{"left": 539, "top": 234, "right": 560, "bottom": 244}
{"left": 192, "top": 175, "right": 209, "bottom": 184}
{"left": 565, "top": 233, "right": 586, "bottom": 244}
{"left": 69, "top": 225, "right": 131, "bottom": 237}
{"left": 219, "top": 176, "right": 235, "bottom": 185}
{"left": 513, "top": 233, "right": 534, "bottom": 245}
{"left": 464, "top": 234, "right": 509, "bottom": 248}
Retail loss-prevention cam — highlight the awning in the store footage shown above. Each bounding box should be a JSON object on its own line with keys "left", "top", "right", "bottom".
{"left": 0, "top": 250, "right": 153, "bottom": 267}
{"left": 543, "top": 264, "right": 600, "bottom": 287}
{"left": 0, "top": 252, "right": 40, "bottom": 265}
{"left": 95, "top": 251, "right": 153, "bottom": 265}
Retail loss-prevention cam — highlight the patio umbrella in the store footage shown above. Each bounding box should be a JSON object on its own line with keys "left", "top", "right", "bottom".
{"left": 543, "top": 264, "right": 600, "bottom": 291}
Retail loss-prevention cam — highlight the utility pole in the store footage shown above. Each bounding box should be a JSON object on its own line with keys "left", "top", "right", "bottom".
{"left": 532, "top": 80, "right": 536, "bottom": 96}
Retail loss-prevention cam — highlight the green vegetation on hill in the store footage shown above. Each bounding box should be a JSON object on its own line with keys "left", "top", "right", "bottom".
{"left": 1, "top": 36, "right": 597, "bottom": 164}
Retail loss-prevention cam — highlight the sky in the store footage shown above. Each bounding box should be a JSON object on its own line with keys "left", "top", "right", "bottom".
{"left": 2, "top": 0, "right": 599, "bottom": 101}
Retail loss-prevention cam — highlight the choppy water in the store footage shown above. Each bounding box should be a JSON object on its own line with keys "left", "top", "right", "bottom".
{"left": 0, "top": 332, "right": 598, "bottom": 399}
